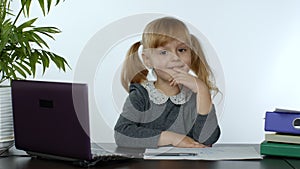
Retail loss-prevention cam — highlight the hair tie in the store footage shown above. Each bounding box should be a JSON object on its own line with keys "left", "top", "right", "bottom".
{"left": 137, "top": 44, "right": 145, "bottom": 66}
{"left": 137, "top": 42, "right": 157, "bottom": 81}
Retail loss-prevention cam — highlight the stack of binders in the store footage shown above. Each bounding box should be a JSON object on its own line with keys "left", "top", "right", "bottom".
{"left": 261, "top": 108, "right": 300, "bottom": 158}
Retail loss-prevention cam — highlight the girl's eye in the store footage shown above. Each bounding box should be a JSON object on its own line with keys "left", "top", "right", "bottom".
{"left": 178, "top": 48, "right": 187, "bottom": 53}
{"left": 159, "top": 50, "right": 168, "bottom": 55}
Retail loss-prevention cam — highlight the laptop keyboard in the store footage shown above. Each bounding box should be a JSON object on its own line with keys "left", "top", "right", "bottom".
{"left": 91, "top": 148, "right": 130, "bottom": 161}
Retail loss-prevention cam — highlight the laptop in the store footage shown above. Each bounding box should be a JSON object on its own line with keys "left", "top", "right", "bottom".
{"left": 11, "top": 80, "right": 132, "bottom": 167}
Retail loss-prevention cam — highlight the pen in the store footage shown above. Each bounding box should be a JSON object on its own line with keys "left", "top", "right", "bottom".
{"left": 146, "top": 153, "right": 198, "bottom": 156}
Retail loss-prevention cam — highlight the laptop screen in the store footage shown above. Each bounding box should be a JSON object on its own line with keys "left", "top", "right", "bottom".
{"left": 11, "top": 80, "right": 92, "bottom": 160}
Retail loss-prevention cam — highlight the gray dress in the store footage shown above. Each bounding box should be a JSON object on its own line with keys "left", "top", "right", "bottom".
{"left": 114, "top": 82, "right": 220, "bottom": 148}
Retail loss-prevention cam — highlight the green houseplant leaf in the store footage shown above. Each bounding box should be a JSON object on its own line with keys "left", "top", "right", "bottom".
{"left": 0, "top": 0, "right": 69, "bottom": 84}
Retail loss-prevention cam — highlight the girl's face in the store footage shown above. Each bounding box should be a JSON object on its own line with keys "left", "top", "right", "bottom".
{"left": 143, "top": 39, "right": 192, "bottom": 81}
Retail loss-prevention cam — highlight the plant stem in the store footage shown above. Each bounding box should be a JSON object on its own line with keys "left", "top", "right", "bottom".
{"left": 12, "top": 0, "right": 28, "bottom": 26}
{"left": 9, "top": 1, "right": 28, "bottom": 63}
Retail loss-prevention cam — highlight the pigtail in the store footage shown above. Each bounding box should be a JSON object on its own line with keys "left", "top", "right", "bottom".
{"left": 121, "top": 41, "right": 148, "bottom": 92}
{"left": 190, "top": 34, "right": 219, "bottom": 95}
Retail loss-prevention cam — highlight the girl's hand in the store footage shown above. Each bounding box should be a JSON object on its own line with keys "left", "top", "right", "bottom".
{"left": 158, "top": 131, "right": 207, "bottom": 148}
{"left": 163, "top": 65, "right": 212, "bottom": 115}
{"left": 164, "top": 67, "right": 202, "bottom": 93}
{"left": 173, "top": 134, "right": 207, "bottom": 148}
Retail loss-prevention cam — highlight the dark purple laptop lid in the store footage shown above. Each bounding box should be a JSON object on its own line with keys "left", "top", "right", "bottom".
{"left": 11, "top": 80, "right": 92, "bottom": 160}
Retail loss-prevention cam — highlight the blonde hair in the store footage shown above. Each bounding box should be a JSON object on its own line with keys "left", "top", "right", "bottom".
{"left": 121, "top": 41, "right": 148, "bottom": 91}
{"left": 190, "top": 34, "right": 219, "bottom": 95}
{"left": 121, "top": 17, "right": 219, "bottom": 95}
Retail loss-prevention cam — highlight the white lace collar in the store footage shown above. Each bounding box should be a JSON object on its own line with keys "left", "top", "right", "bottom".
{"left": 141, "top": 81, "right": 193, "bottom": 105}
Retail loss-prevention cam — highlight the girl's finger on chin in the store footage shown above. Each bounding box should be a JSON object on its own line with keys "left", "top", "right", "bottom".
{"left": 172, "top": 67, "right": 180, "bottom": 72}
{"left": 163, "top": 70, "right": 175, "bottom": 77}
{"left": 173, "top": 67, "right": 188, "bottom": 74}
{"left": 169, "top": 80, "right": 177, "bottom": 87}
{"left": 173, "top": 80, "right": 178, "bottom": 85}
{"left": 169, "top": 80, "right": 173, "bottom": 86}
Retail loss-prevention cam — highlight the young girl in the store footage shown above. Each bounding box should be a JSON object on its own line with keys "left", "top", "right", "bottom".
{"left": 114, "top": 17, "right": 220, "bottom": 148}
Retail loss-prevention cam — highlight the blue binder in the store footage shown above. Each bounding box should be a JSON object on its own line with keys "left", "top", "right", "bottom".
{"left": 265, "top": 110, "right": 300, "bottom": 135}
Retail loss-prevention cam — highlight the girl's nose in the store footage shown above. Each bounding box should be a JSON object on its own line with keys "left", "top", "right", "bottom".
{"left": 171, "top": 53, "right": 180, "bottom": 61}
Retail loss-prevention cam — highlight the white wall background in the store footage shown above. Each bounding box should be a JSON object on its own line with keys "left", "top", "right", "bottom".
{"left": 15, "top": 0, "right": 300, "bottom": 144}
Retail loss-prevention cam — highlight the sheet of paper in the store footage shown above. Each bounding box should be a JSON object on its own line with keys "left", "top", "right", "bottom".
{"left": 144, "top": 146, "right": 262, "bottom": 160}
{"left": 274, "top": 108, "right": 300, "bottom": 113}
